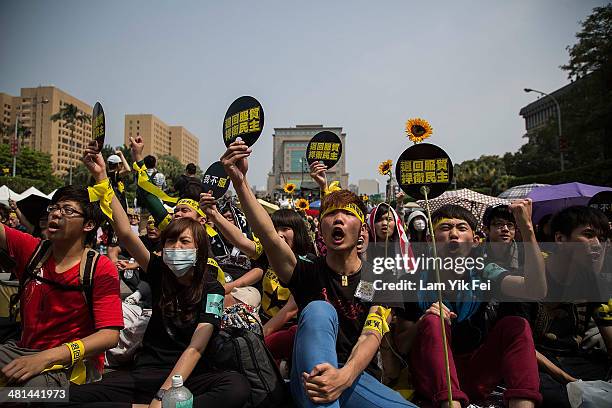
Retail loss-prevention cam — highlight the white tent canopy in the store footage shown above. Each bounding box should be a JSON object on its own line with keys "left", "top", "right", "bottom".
{"left": 20, "top": 186, "right": 48, "bottom": 199}
{"left": 0, "top": 185, "right": 23, "bottom": 205}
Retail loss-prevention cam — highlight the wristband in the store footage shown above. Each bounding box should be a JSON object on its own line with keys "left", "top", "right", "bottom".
{"left": 362, "top": 306, "right": 391, "bottom": 337}
{"left": 65, "top": 340, "right": 85, "bottom": 366}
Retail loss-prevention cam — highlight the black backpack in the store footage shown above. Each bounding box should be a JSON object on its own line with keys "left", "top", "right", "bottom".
{"left": 206, "top": 327, "right": 289, "bottom": 408}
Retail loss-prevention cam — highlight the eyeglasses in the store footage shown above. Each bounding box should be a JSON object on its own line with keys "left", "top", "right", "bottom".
{"left": 492, "top": 221, "right": 515, "bottom": 230}
{"left": 46, "top": 204, "right": 84, "bottom": 217}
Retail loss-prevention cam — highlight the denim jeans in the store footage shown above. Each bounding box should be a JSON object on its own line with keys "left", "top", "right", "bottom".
{"left": 290, "top": 301, "right": 418, "bottom": 408}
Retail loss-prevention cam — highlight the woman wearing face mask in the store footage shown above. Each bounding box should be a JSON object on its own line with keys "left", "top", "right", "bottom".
{"left": 406, "top": 210, "right": 428, "bottom": 243}
{"left": 73, "top": 143, "right": 251, "bottom": 408}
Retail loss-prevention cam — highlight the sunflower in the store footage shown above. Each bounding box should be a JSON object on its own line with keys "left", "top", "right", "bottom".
{"left": 361, "top": 194, "right": 369, "bottom": 202}
{"left": 284, "top": 182, "right": 297, "bottom": 194}
{"left": 378, "top": 160, "right": 392, "bottom": 176}
{"left": 295, "top": 198, "right": 310, "bottom": 211}
{"left": 405, "top": 118, "right": 433, "bottom": 143}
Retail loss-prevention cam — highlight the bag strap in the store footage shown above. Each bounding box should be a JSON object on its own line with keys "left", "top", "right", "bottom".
{"left": 9, "top": 240, "right": 52, "bottom": 320}
{"left": 79, "top": 248, "right": 100, "bottom": 322}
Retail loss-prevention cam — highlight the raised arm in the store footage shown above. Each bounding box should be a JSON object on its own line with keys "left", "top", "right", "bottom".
{"left": 221, "top": 141, "right": 296, "bottom": 284}
{"left": 116, "top": 149, "right": 131, "bottom": 175}
{"left": 500, "top": 198, "right": 547, "bottom": 299}
{"left": 83, "top": 142, "right": 151, "bottom": 271}
{"left": 199, "top": 192, "right": 260, "bottom": 258}
{"left": 309, "top": 161, "right": 328, "bottom": 191}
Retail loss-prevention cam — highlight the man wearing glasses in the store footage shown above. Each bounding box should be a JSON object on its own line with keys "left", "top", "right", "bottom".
{"left": 483, "top": 204, "right": 522, "bottom": 273}
{"left": 0, "top": 185, "right": 123, "bottom": 388}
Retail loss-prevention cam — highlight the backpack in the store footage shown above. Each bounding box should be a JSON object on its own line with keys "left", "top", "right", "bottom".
{"left": 9, "top": 240, "right": 100, "bottom": 322}
{"left": 206, "top": 326, "right": 289, "bottom": 408}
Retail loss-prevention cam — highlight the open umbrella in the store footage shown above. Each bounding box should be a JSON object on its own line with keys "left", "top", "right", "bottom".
{"left": 528, "top": 182, "right": 612, "bottom": 223}
{"left": 416, "top": 188, "right": 510, "bottom": 229}
{"left": 498, "top": 183, "right": 549, "bottom": 200}
{"left": 310, "top": 200, "right": 321, "bottom": 210}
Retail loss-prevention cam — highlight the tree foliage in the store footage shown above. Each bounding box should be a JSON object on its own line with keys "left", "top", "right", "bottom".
{"left": 0, "top": 144, "right": 63, "bottom": 192}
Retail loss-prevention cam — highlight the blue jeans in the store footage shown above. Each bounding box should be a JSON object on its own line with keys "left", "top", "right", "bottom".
{"left": 290, "top": 301, "right": 418, "bottom": 408}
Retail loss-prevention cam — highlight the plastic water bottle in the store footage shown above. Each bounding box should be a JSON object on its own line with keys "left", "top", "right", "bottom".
{"left": 162, "top": 375, "right": 193, "bottom": 408}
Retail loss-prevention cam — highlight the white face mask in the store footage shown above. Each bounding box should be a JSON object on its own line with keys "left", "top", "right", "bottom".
{"left": 162, "top": 248, "right": 197, "bottom": 278}
{"left": 413, "top": 219, "right": 427, "bottom": 231}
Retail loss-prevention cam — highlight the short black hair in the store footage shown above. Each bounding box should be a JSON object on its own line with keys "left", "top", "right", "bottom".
{"left": 483, "top": 204, "right": 515, "bottom": 228}
{"left": 431, "top": 204, "right": 478, "bottom": 232}
{"left": 143, "top": 155, "right": 156, "bottom": 169}
{"left": 181, "top": 181, "right": 205, "bottom": 201}
{"left": 52, "top": 185, "right": 103, "bottom": 245}
{"left": 271, "top": 209, "right": 314, "bottom": 256}
{"left": 186, "top": 163, "right": 197, "bottom": 175}
{"left": 551, "top": 206, "right": 609, "bottom": 239}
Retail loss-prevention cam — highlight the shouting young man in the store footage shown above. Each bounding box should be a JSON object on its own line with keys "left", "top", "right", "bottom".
{"left": 0, "top": 186, "right": 123, "bottom": 387}
{"left": 221, "top": 140, "right": 416, "bottom": 408}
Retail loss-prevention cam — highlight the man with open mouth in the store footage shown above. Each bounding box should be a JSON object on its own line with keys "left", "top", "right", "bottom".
{"left": 221, "top": 139, "right": 416, "bottom": 407}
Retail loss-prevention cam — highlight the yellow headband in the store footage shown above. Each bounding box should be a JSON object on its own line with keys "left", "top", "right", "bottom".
{"left": 321, "top": 203, "right": 364, "bottom": 224}
{"left": 176, "top": 198, "right": 205, "bottom": 218}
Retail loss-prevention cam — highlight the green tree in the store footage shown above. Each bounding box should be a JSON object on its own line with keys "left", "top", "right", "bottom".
{"left": 50, "top": 103, "right": 91, "bottom": 184}
{"left": 0, "top": 144, "right": 63, "bottom": 192}
{"left": 157, "top": 155, "right": 185, "bottom": 192}
{"left": 561, "top": 3, "right": 611, "bottom": 80}
{"left": 454, "top": 155, "right": 507, "bottom": 195}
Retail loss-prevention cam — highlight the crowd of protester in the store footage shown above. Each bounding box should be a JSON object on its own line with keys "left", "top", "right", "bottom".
{"left": 0, "top": 135, "right": 610, "bottom": 408}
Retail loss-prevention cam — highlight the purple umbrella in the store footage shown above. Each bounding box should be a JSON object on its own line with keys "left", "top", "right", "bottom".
{"left": 527, "top": 182, "right": 612, "bottom": 224}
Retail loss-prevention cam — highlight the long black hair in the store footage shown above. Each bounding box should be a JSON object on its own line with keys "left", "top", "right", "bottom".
{"left": 159, "top": 217, "right": 210, "bottom": 325}
{"left": 271, "top": 209, "right": 314, "bottom": 256}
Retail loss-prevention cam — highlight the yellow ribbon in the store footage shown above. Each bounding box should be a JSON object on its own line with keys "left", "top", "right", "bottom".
{"left": 323, "top": 180, "right": 341, "bottom": 196}
{"left": 88, "top": 179, "right": 115, "bottom": 221}
{"left": 133, "top": 162, "right": 178, "bottom": 204}
{"left": 362, "top": 306, "right": 392, "bottom": 337}
{"left": 252, "top": 235, "right": 264, "bottom": 260}
{"left": 118, "top": 180, "right": 125, "bottom": 194}
{"left": 321, "top": 202, "right": 365, "bottom": 224}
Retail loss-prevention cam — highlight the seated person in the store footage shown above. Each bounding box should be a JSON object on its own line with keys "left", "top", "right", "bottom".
{"left": 222, "top": 140, "right": 416, "bottom": 407}
{"left": 0, "top": 185, "right": 123, "bottom": 388}
{"left": 528, "top": 206, "right": 612, "bottom": 408}
{"left": 408, "top": 202, "right": 546, "bottom": 408}
{"left": 69, "top": 142, "right": 250, "bottom": 408}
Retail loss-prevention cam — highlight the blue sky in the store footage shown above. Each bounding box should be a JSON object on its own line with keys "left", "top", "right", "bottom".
{"left": 0, "top": 1, "right": 605, "bottom": 189}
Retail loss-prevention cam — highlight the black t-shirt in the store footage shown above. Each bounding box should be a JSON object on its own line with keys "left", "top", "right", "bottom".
{"left": 135, "top": 253, "right": 224, "bottom": 369}
{"left": 284, "top": 256, "right": 386, "bottom": 378}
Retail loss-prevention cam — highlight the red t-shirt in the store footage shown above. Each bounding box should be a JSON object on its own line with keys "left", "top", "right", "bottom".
{"left": 5, "top": 226, "right": 123, "bottom": 370}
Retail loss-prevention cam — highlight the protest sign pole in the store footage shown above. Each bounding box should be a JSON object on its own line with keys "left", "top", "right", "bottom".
{"left": 421, "top": 185, "right": 454, "bottom": 407}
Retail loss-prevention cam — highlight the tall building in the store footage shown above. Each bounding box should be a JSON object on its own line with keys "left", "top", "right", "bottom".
{"left": 124, "top": 114, "right": 199, "bottom": 166}
{"left": 358, "top": 179, "right": 379, "bottom": 196}
{"left": 0, "top": 93, "right": 19, "bottom": 144}
{"left": 267, "top": 125, "right": 349, "bottom": 194}
{"left": 1, "top": 86, "right": 92, "bottom": 175}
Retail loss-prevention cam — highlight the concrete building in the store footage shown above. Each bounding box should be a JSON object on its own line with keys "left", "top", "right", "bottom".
{"left": 124, "top": 114, "right": 199, "bottom": 166}
{"left": 1, "top": 86, "right": 92, "bottom": 175}
{"left": 267, "top": 124, "right": 349, "bottom": 194}
{"left": 358, "top": 179, "right": 379, "bottom": 196}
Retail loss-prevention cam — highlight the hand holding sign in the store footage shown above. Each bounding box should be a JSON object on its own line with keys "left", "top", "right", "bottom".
{"left": 395, "top": 143, "right": 453, "bottom": 200}
{"left": 201, "top": 161, "right": 231, "bottom": 199}
{"left": 306, "top": 131, "right": 342, "bottom": 169}
{"left": 223, "top": 96, "right": 265, "bottom": 147}
{"left": 92, "top": 102, "right": 105, "bottom": 153}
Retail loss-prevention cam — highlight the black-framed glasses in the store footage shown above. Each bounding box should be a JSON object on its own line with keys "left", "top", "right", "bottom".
{"left": 46, "top": 204, "right": 84, "bottom": 217}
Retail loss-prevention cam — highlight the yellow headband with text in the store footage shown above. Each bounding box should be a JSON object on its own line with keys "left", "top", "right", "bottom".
{"left": 176, "top": 198, "right": 206, "bottom": 218}
{"left": 321, "top": 202, "right": 364, "bottom": 224}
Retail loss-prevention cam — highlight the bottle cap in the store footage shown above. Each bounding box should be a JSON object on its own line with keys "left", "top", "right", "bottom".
{"left": 172, "top": 374, "right": 183, "bottom": 388}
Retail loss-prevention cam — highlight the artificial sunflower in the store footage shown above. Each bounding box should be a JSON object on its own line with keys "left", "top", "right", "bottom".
{"left": 295, "top": 198, "right": 310, "bottom": 211}
{"left": 378, "top": 160, "right": 393, "bottom": 176}
{"left": 405, "top": 118, "right": 433, "bottom": 143}
{"left": 361, "top": 194, "right": 369, "bottom": 202}
{"left": 284, "top": 182, "right": 297, "bottom": 194}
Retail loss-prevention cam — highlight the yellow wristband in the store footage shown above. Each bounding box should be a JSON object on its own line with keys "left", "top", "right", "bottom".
{"left": 362, "top": 307, "right": 391, "bottom": 337}
{"left": 65, "top": 340, "right": 85, "bottom": 367}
